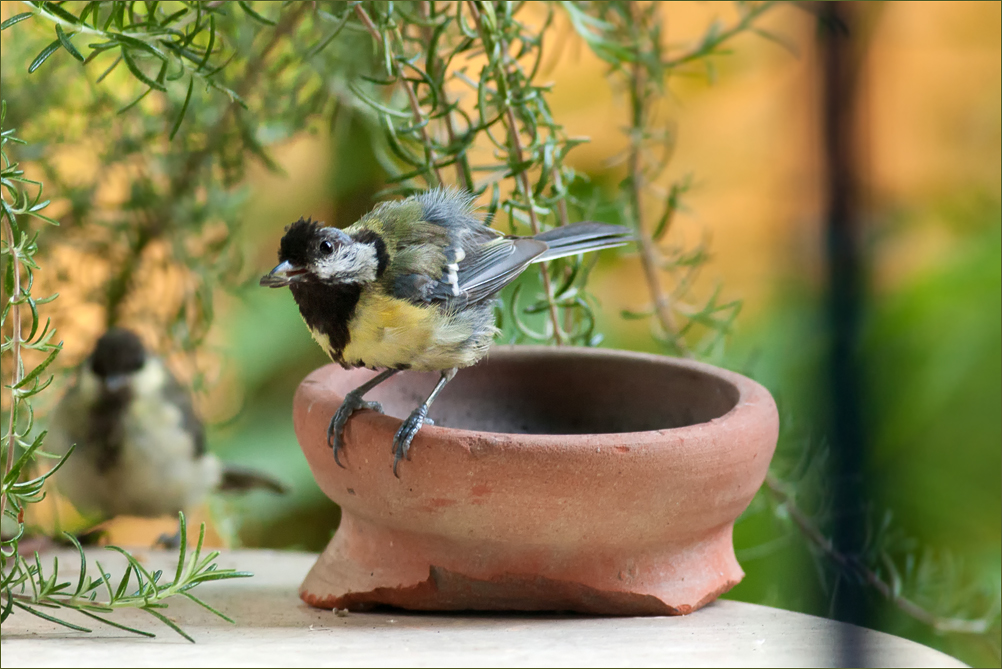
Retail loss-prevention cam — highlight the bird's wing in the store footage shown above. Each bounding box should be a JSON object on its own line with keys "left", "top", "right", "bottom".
{"left": 424, "top": 236, "right": 548, "bottom": 306}
{"left": 161, "top": 370, "right": 206, "bottom": 457}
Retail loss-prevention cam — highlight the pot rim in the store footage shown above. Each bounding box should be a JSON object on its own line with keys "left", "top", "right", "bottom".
{"left": 298, "top": 345, "right": 774, "bottom": 450}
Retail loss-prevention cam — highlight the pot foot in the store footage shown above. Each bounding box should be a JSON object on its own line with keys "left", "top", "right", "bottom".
{"left": 300, "top": 514, "right": 743, "bottom": 616}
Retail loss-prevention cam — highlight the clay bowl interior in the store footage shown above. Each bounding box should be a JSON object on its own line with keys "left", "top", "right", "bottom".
{"left": 347, "top": 348, "right": 741, "bottom": 435}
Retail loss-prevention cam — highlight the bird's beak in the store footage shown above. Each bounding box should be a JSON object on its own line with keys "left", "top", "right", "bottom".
{"left": 260, "top": 260, "right": 307, "bottom": 288}
{"left": 103, "top": 374, "right": 130, "bottom": 393}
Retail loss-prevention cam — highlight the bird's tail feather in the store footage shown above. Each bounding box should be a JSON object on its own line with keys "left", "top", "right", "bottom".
{"left": 533, "top": 222, "right": 633, "bottom": 262}
{"left": 219, "top": 464, "right": 289, "bottom": 495}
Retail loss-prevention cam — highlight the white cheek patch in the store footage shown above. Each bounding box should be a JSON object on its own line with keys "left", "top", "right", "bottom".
{"left": 79, "top": 368, "right": 101, "bottom": 398}
{"left": 315, "top": 244, "right": 378, "bottom": 283}
{"left": 133, "top": 358, "right": 167, "bottom": 395}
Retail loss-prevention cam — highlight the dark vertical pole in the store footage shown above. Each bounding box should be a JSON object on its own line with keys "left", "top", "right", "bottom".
{"left": 818, "top": 0, "right": 870, "bottom": 662}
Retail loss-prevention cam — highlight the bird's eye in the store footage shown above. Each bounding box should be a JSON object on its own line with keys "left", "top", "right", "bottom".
{"left": 319, "top": 240, "right": 334, "bottom": 255}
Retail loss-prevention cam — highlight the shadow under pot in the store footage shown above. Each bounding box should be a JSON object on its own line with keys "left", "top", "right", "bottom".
{"left": 293, "top": 345, "right": 779, "bottom": 615}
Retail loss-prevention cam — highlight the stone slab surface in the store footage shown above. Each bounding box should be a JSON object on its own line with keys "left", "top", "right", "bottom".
{"left": 0, "top": 548, "right": 964, "bottom": 668}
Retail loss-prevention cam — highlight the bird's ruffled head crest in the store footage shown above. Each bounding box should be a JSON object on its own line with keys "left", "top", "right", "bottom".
{"left": 279, "top": 217, "right": 323, "bottom": 267}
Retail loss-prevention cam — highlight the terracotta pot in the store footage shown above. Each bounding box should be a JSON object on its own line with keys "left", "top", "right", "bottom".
{"left": 294, "top": 346, "right": 778, "bottom": 615}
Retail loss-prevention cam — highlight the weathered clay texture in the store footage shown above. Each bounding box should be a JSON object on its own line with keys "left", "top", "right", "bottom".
{"left": 294, "top": 346, "right": 779, "bottom": 615}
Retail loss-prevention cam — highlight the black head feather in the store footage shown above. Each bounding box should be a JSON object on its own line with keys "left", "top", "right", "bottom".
{"left": 90, "top": 328, "right": 146, "bottom": 378}
{"left": 279, "top": 217, "right": 323, "bottom": 267}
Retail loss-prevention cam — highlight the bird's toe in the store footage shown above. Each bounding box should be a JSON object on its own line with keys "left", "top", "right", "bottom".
{"left": 391, "top": 412, "right": 425, "bottom": 477}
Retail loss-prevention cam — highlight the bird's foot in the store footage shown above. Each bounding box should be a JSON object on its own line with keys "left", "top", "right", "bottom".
{"left": 392, "top": 407, "right": 429, "bottom": 477}
{"left": 156, "top": 528, "right": 182, "bottom": 550}
{"left": 328, "top": 393, "right": 384, "bottom": 467}
{"left": 70, "top": 526, "right": 108, "bottom": 547}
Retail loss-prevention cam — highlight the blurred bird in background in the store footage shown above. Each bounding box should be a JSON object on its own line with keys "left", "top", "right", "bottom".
{"left": 261, "top": 188, "right": 632, "bottom": 474}
{"left": 48, "top": 328, "right": 287, "bottom": 541}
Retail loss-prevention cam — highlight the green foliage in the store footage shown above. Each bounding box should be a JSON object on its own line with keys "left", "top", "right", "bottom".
{"left": 3, "top": 514, "right": 250, "bottom": 641}
{"left": 343, "top": 1, "right": 603, "bottom": 345}
{"left": 1, "top": 0, "right": 766, "bottom": 360}
{"left": 1, "top": 99, "right": 65, "bottom": 543}
{"left": 725, "top": 205, "right": 1002, "bottom": 666}
{"left": 1, "top": 99, "right": 247, "bottom": 641}
{"left": 561, "top": 1, "right": 770, "bottom": 357}
{"left": 3, "top": 1, "right": 335, "bottom": 356}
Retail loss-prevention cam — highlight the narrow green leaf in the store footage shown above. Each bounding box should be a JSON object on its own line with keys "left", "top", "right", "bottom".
{"left": 1, "top": 586, "right": 14, "bottom": 623}
{"left": 76, "top": 609, "right": 156, "bottom": 637}
{"left": 113, "top": 564, "right": 133, "bottom": 600}
{"left": 65, "top": 534, "right": 88, "bottom": 596}
{"left": 95, "top": 561, "right": 115, "bottom": 601}
{"left": 108, "top": 2, "right": 125, "bottom": 30}
{"left": 182, "top": 592, "right": 235, "bottom": 623}
{"left": 196, "top": 15, "right": 216, "bottom": 71}
{"left": 26, "top": 210, "right": 59, "bottom": 226}
{"left": 113, "top": 34, "right": 167, "bottom": 60}
{"left": 42, "top": 2, "right": 82, "bottom": 24}
{"left": 95, "top": 55, "right": 122, "bottom": 83}
{"left": 306, "top": 10, "right": 353, "bottom": 58}
{"left": 121, "top": 48, "right": 167, "bottom": 91}
{"left": 167, "top": 515, "right": 187, "bottom": 587}
{"left": 55, "top": 25, "right": 84, "bottom": 62}
{"left": 193, "top": 522, "right": 207, "bottom": 564}
{"left": 107, "top": 546, "right": 158, "bottom": 587}
{"left": 5, "top": 441, "right": 31, "bottom": 485}
{"left": 184, "top": 570, "right": 252, "bottom": 584}
{"left": 348, "top": 82, "right": 412, "bottom": 118}
{"left": 143, "top": 608, "right": 194, "bottom": 643}
{"left": 169, "top": 77, "right": 194, "bottom": 140}
{"left": 621, "top": 308, "right": 654, "bottom": 321}
{"left": 12, "top": 346, "right": 59, "bottom": 389}
{"left": 3, "top": 250, "right": 14, "bottom": 297}
{"left": 160, "top": 7, "right": 189, "bottom": 25}
{"left": 78, "top": 2, "right": 100, "bottom": 25}
{"left": 117, "top": 86, "right": 153, "bottom": 114}
{"left": 11, "top": 601, "right": 92, "bottom": 632}
{"left": 0, "top": 12, "right": 33, "bottom": 31}
{"left": 28, "top": 40, "right": 62, "bottom": 74}
{"left": 238, "top": 1, "right": 276, "bottom": 25}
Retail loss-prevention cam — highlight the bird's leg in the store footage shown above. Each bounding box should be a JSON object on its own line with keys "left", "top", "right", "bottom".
{"left": 329, "top": 369, "right": 398, "bottom": 467}
{"left": 393, "top": 368, "right": 456, "bottom": 477}
{"left": 156, "top": 519, "right": 183, "bottom": 550}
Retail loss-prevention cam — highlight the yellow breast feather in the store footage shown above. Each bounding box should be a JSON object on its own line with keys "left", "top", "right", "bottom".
{"left": 342, "top": 292, "right": 435, "bottom": 369}
{"left": 342, "top": 292, "right": 478, "bottom": 370}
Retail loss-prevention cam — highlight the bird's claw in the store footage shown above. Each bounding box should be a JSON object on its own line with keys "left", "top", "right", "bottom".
{"left": 392, "top": 408, "right": 428, "bottom": 477}
{"left": 156, "top": 528, "right": 182, "bottom": 550}
{"left": 328, "top": 394, "right": 383, "bottom": 467}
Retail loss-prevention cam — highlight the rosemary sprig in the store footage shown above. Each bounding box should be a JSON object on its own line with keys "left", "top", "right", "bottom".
{"left": 4, "top": 514, "right": 250, "bottom": 642}
{"left": 348, "top": 1, "right": 601, "bottom": 345}
{"left": 1, "top": 103, "right": 245, "bottom": 642}
{"left": 564, "top": 1, "right": 771, "bottom": 357}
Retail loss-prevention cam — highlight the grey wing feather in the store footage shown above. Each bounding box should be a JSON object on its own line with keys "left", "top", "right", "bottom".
{"left": 534, "top": 222, "right": 633, "bottom": 261}
{"left": 426, "top": 238, "right": 547, "bottom": 306}
{"left": 219, "top": 464, "right": 288, "bottom": 494}
{"left": 161, "top": 371, "right": 205, "bottom": 457}
{"left": 400, "top": 208, "right": 630, "bottom": 308}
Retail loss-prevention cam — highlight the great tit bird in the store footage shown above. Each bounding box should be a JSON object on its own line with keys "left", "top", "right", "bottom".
{"left": 48, "top": 328, "right": 286, "bottom": 527}
{"left": 260, "top": 188, "right": 631, "bottom": 475}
